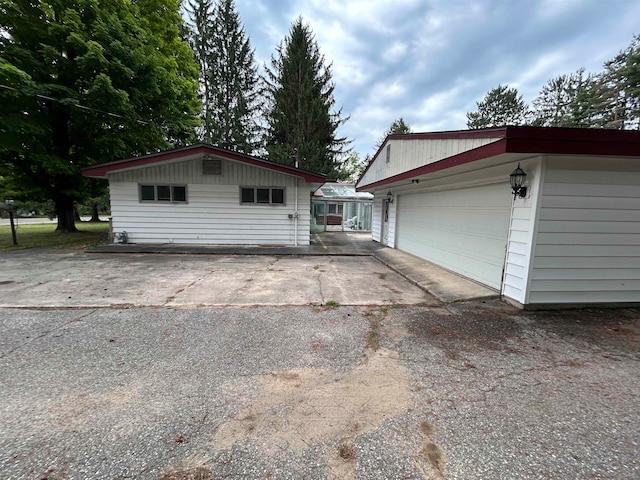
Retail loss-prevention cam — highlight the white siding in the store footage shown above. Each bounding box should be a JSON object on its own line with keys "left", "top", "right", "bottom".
{"left": 371, "top": 197, "right": 383, "bottom": 243}
{"left": 528, "top": 156, "right": 640, "bottom": 304}
{"left": 501, "top": 157, "right": 543, "bottom": 304}
{"left": 395, "top": 182, "right": 512, "bottom": 289}
{"left": 359, "top": 136, "right": 502, "bottom": 187}
{"left": 387, "top": 200, "right": 397, "bottom": 248}
{"left": 108, "top": 158, "right": 313, "bottom": 245}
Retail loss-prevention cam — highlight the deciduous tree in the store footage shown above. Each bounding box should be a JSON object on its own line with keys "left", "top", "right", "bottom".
{"left": 0, "top": 0, "right": 200, "bottom": 232}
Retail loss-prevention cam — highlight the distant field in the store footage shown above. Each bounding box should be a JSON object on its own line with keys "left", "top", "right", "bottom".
{"left": 0, "top": 222, "right": 110, "bottom": 251}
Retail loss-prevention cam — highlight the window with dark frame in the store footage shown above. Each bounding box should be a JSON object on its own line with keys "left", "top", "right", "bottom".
{"left": 139, "top": 184, "right": 188, "bottom": 203}
{"left": 240, "top": 187, "right": 285, "bottom": 205}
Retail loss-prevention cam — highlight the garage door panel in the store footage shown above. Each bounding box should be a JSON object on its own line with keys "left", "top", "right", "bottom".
{"left": 397, "top": 184, "right": 511, "bottom": 289}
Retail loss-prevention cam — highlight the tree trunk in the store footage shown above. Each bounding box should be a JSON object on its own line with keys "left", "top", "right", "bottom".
{"left": 90, "top": 202, "right": 101, "bottom": 222}
{"left": 55, "top": 196, "right": 78, "bottom": 232}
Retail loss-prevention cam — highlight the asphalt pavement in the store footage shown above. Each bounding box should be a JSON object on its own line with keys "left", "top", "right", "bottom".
{"left": 0, "top": 243, "right": 638, "bottom": 479}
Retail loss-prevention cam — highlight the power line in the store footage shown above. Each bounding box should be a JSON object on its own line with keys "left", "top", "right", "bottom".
{"left": 0, "top": 83, "right": 151, "bottom": 125}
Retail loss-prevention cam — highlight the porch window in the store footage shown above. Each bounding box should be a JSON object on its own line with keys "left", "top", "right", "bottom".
{"left": 139, "top": 184, "right": 187, "bottom": 203}
{"left": 240, "top": 187, "right": 285, "bottom": 205}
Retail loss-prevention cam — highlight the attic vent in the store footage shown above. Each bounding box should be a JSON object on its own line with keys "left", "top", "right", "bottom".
{"left": 386, "top": 144, "right": 391, "bottom": 164}
{"left": 203, "top": 157, "right": 222, "bottom": 175}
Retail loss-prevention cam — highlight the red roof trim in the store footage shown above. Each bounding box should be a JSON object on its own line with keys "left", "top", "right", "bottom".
{"left": 358, "top": 139, "right": 508, "bottom": 191}
{"left": 358, "top": 127, "right": 509, "bottom": 184}
{"left": 357, "top": 126, "right": 640, "bottom": 190}
{"left": 82, "top": 144, "right": 327, "bottom": 183}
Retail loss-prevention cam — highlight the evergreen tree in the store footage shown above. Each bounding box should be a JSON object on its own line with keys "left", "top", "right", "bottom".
{"left": 531, "top": 69, "right": 599, "bottom": 127}
{"left": 375, "top": 117, "right": 412, "bottom": 149}
{"left": 466, "top": 85, "right": 528, "bottom": 129}
{"left": 264, "top": 17, "right": 349, "bottom": 178}
{"left": 185, "top": 0, "right": 216, "bottom": 140}
{"left": 185, "top": 0, "right": 260, "bottom": 151}
{"left": 0, "top": 0, "right": 200, "bottom": 232}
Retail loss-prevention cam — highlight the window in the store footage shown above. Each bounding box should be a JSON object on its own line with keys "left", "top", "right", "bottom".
{"left": 139, "top": 184, "right": 187, "bottom": 203}
{"left": 327, "top": 203, "right": 343, "bottom": 215}
{"left": 240, "top": 187, "right": 285, "bottom": 205}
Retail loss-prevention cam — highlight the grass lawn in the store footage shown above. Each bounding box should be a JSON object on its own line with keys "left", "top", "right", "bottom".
{"left": 0, "top": 221, "right": 110, "bottom": 251}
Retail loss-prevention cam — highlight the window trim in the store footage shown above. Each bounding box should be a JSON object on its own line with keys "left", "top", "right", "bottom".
{"left": 240, "top": 186, "right": 286, "bottom": 205}
{"left": 139, "top": 184, "right": 188, "bottom": 203}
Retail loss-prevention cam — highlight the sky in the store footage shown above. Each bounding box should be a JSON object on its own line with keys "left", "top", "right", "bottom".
{"left": 232, "top": 0, "right": 640, "bottom": 158}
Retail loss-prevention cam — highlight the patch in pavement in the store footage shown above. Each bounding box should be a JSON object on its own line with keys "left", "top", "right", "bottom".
{"left": 211, "top": 347, "right": 410, "bottom": 479}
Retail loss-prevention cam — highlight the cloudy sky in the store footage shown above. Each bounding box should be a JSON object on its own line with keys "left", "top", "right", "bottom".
{"left": 233, "top": 0, "right": 640, "bottom": 157}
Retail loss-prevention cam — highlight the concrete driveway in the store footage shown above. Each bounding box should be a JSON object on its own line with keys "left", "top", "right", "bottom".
{"left": 0, "top": 250, "right": 435, "bottom": 308}
{"left": 0, "top": 247, "right": 639, "bottom": 479}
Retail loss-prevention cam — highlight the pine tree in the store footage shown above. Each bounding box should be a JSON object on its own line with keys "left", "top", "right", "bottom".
{"left": 185, "top": 0, "right": 216, "bottom": 140}
{"left": 264, "top": 17, "right": 349, "bottom": 177}
{"left": 375, "top": 117, "right": 412, "bottom": 149}
{"left": 185, "top": 0, "right": 260, "bottom": 152}
{"left": 466, "top": 85, "right": 528, "bottom": 129}
{"left": 531, "top": 69, "right": 599, "bottom": 127}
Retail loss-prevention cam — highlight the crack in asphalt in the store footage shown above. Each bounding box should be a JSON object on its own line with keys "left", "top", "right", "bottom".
{"left": 0, "top": 309, "right": 96, "bottom": 359}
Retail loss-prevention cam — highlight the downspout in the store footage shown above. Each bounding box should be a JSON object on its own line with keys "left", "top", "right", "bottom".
{"left": 294, "top": 176, "right": 298, "bottom": 247}
{"left": 294, "top": 153, "right": 299, "bottom": 247}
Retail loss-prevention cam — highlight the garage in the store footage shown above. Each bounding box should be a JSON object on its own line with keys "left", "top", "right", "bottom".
{"left": 396, "top": 182, "right": 512, "bottom": 289}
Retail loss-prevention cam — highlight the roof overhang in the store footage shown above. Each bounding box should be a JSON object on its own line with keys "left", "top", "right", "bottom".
{"left": 82, "top": 144, "right": 327, "bottom": 184}
{"left": 356, "top": 126, "right": 640, "bottom": 191}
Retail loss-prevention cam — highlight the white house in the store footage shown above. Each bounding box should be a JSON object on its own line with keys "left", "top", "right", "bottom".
{"left": 82, "top": 145, "right": 326, "bottom": 246}
{"left": 356, "top": 126, "right": 640, "bottom": 308}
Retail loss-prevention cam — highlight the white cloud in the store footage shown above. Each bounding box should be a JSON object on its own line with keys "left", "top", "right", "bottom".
{"left": 233, "top": 0, "right": 640, "bottom": 156}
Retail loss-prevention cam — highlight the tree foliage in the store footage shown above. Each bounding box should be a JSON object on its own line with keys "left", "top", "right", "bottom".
{"left": 263, "top": 17, "right": 349, "bottom": 178}
{"left": 337, "top": 152, "right": 369, "bottom": 183}
{"left": 185, "top": 0, "right": 260, "bottom": 152}
{"left": 466, "top": 85, "right": 528, "bottom": 129}
{"left": 530, "top": 69, "right": 601, "bottom": 127}
{"left": 375, "top": 117, "right": 412, "bottom": 149}
{"left": 0, "top": 0, "right": 200, "bottom": 231}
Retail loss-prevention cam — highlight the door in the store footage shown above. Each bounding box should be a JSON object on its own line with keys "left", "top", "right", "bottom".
{"left": 396, "top": 183, "right": 511, "bottom": 289}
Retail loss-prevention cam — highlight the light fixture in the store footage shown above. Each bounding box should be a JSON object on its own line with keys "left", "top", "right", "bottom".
{"left": 412, "top": 179, "right": 420, "bottom": 184}
{"left": 510, "top": 163, "right": 527, "bottom": 199}
{"left": 386, "top": 191, "right": 394, "bottom": 203}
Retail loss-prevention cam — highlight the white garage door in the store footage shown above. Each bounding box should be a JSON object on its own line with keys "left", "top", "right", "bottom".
{"left": 396, "top": 183, "right": 512, "bottom": 289}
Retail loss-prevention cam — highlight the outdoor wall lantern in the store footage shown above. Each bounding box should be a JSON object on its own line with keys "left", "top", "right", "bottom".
{"left": 386, "top": 191, "right": 394, "bottom": 203}
{"left": 509, "top": 163, "right": 527, "bottom": 199}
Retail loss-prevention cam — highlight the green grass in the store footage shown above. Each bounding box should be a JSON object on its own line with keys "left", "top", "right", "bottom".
{"left": 325, "top": 300, "right": 340, "bottom": 308}
{"left": 0, "top": 222, "right": 110, "bottom": 251}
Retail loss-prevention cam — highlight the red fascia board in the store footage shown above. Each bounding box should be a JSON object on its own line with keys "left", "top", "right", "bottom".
{"left": 357, "top": 139, "right": 508, "bottom": 191}
{"left": 358, "top": 127, "right": 508, "bottom": 186}
{"left": 82, "top": 145, "right": 326, "bottom": 183}
{"left": 357, "top": 127, "right": 640, "bottom": 191}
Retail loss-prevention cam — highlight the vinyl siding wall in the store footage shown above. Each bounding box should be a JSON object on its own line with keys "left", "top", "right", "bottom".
{"left": 371, "top": 197, "right": 382, "bottom": 242}
{"left": 108, "top": 157, "right": 312, "bottom": 245}
{"left": 501, "top": 157, "right": 543, "bottom": 304}
{"left": 359, "top": 137, "right": 501, "bottom": 187}
{"left": 527, "top": 156, "right": 640, "bottom": 304}
{"left": 387, "top": 199, "right": 397, "bottom": 248}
